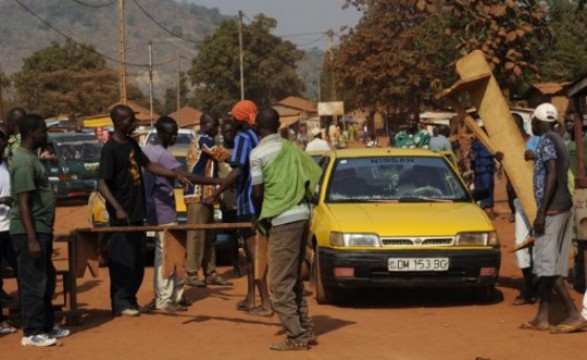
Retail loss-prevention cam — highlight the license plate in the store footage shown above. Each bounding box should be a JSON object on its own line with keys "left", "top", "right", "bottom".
{"left": 388, "top": 258, "right": 449, "bottom": 272}
{"left": 146, "top": 231, "right": 157, "bottom": 238}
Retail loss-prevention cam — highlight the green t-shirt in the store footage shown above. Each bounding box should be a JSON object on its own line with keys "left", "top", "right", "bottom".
{"left": 567, "top": 136, "right": 587, "bottom": 176}
{"left": 10, "top": 147, "right": 56, "bottom": 235}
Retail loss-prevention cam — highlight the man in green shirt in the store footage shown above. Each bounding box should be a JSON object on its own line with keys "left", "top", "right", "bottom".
{"left": 10, "top": 114, "right": 70, "bottom": 347}
{"left": 393, "top": 112, "right": 430, "bottom": 149}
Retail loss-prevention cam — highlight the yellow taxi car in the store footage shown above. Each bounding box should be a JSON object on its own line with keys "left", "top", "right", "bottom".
{"left": 310, "top": 148, "right": 500, "bottom": 304}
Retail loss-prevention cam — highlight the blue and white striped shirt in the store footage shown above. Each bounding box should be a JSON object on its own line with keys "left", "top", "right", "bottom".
{"left": 230, "top": 128, "right": 260, "bottom": 216}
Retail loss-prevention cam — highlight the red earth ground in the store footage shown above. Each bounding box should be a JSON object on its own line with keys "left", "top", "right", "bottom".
{"left": 1, "top": 155, "right": 586, "bottom": 360}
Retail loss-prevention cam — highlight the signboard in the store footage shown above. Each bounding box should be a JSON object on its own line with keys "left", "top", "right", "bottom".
{"left": 318, "top": 101, "right": 345, "bottom": 116}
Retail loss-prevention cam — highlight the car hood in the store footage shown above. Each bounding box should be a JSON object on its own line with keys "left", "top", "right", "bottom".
{"left": 323, "top": 202, "right": 493, "bottom": 236}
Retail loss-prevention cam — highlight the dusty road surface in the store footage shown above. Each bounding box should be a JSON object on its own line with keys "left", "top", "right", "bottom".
{"left": 1, "top": 179, "right": 586, "bottom": 360}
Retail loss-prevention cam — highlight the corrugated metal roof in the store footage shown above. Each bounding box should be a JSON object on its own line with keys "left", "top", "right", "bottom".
{"left": 168, "top": 106, "right": 203, "bottom": 128}
{"left": 277, "top": 96, "right": 317, "bottom": 113}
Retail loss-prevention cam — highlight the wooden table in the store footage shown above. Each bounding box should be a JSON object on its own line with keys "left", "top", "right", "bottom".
{"left": 56, "top": 222, "right": 252, "bottom": 325}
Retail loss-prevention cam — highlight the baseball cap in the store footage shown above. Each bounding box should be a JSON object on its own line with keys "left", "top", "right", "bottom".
{"left": 311, "top": 128, "right": 322, "bottom": 136}
{"left": 532, "top": 103, "right": 558, "bottom": 122}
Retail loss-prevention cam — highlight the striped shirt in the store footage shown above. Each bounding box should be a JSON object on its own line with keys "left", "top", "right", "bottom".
{"left": 230, "top": 128, "right": 259, "bottom": 216}
{"left": 250, "top": 134, "right": 310, "bottom": 226}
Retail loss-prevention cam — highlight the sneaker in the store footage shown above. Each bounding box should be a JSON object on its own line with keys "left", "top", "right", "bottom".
{"left": 48, "top": 326, "right": 70, "bottom": 339}
{"left": 0, "top": 322, "right": 16, "bottom": 335}
{"left": 156, "top": 303, "right": 188, "bottom": 313}
{"left": 120, "top": 308, "right": 140, "bottom": 317}
{"left": 21, "top": 334, "right": 57, "bottom": 347}
{"left": 206, "top": 274, "right": 233, "bottom": 286}
{"left": 185, "top": 277, "right": 206, "bottom": 288}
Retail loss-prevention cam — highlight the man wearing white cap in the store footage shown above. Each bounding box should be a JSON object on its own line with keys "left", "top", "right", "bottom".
{"left": 305, "top": 128, "right": 330, "bottom": 152}
{"left": 521, "top": 103, "right": 582, "bottom": 333}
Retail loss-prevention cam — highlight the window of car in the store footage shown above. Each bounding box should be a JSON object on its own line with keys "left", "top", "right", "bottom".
{"left": 146, "top": 132, "right": 194, "bottom": 147}
{"left": 326, "top": 156, "right": 470, "bottom": 203}
{"left": 57, "top": 140, "right": 102, "bottom": 162}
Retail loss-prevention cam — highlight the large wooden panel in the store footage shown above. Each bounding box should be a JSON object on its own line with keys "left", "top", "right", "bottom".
{"left": 440, "top": 50, "right": 537, "bottom": 223}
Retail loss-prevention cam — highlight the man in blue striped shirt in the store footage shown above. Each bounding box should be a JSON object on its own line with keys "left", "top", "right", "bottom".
{"left": 206, "top": 100, "right": 272, "bottom": 316}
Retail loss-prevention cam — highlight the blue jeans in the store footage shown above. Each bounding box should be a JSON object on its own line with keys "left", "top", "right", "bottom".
{"left": 11, "top": 233, "right": 55, "bottom": 336}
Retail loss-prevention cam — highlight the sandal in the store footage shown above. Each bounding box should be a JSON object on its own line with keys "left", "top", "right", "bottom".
{"left": 236, "top": 299, "right": 254, "bottom": 311}
{"left": 513, "top": 295, "right": 536, "bottom": 306}
{"left": 247, "top": 306, "right": 274, "bottom": 317}
{"left": 519, "top": 321, "right": 549, "bottom": 331}
{"left": 550, "top": 318, "right": 587, "bottom": 334}
{"left": 269, "top": 338, "right": 309, "bottom": 351}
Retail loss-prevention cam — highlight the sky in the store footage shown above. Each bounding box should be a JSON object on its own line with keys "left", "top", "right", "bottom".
{"left": 188, "top": 0, "right": 362, "bottom": 49}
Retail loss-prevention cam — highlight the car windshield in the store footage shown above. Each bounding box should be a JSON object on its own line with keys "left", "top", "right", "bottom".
{"left": 57, "top": 140, "right": 102, "bottom": 162}
{"left": 326, "top": 156, "right": 470, "bottom": 203}
{"left": 147, "top": 133, "right": 193, "bottom": 146}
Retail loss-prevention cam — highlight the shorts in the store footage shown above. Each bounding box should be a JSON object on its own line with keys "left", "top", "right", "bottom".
{"left": 237, "top": 214, "right": 256, "bottom": 240}
{"left": 533, "top": 211, "right": 573, "bottom": 278}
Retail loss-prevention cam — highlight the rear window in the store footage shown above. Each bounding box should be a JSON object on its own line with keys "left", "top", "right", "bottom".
{"left": 326, "top": 156, "right": 469, "bottom": 203}
{"left": 56, "top": 140, "right": 101, "bottom": 162}
{"left": 147, "top": 133, "right": 194, "bottom": 147}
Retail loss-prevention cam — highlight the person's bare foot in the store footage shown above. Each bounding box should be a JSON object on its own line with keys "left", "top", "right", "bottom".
{"left": 236, "top": 298, "right": 255, "bottom": 311}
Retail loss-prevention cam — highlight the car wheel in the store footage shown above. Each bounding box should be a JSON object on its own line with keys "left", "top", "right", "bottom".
{"left": 313, "top": 247, "right": 336, "bottom": 304}
{"left": 475, "top": 285, "right": 495, "bottom": 303}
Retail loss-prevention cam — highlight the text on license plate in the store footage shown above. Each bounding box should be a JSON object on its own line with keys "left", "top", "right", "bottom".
{"left": 388, "top": 258, "right": 449, "bottom": 272}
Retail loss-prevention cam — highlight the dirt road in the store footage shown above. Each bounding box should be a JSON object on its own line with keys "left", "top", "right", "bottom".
{"left": 1, "top": 178, "right": 586, "bottom": 360}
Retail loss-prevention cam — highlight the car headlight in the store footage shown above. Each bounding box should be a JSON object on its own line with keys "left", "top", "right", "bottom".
{"left": 329, "top": 232, "right": 381, "bottom": 247}
{"left": 455, "top": 232, "right": 499, "bottom": 248}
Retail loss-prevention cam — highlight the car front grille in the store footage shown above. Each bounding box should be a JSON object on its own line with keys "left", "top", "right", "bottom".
{"left": 380, "top": 237, "right": 454, "bottom": 247}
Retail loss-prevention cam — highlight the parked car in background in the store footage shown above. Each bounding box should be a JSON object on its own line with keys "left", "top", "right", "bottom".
{"left": 144, "top": 128, "right": 196, "bottom": 150}
{"left": 309, "top": 148, "right": 500, "bottom": 304}
{"left": 41, "top": 133, "right": 102, "bottom": 200}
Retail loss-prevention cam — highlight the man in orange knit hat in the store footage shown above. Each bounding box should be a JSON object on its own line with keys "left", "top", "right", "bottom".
{"left": 205, "top": 100, "right": 272, "bottom": 316}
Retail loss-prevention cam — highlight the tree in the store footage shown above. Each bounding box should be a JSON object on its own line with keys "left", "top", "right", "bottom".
{"left": 534, "top": 0, "right": 587, "bottom": 82}
{"left": 188, "top": 14, "right": 305, "bottom": 114}
{"left": 162, "top": 71, "right": 191, "bottom": 115}
{"left": 442, "top": 0, "right": 549, "bottom": 96}
{"left": 332, "top": 0, "right": 454, "bottom": 116}
{"left": 12, "top": 40, "right": 119, "bottom": 116}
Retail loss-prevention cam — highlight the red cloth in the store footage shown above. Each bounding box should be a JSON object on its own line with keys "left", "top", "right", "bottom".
{"left": 231, "top": 100, "right": 257, "bottom": 125}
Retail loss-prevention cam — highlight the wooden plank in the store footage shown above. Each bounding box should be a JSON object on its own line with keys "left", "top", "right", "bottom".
{"left": 75, "top": 232, "right": 99, "bottom": 278}
{"left": 72, "top": 222, "right": 253, "bottom": 234}
{"left": 440, "top": 50, "right": 537, "bottom": 223}
{"left": 446, "top": 97, "right": 496, "bottom": 154}
{"left": 254, "top": 233, "right": 268, "bottom": 280}
{"left": 163, "top": 229, "right": 187, "bottom": 279}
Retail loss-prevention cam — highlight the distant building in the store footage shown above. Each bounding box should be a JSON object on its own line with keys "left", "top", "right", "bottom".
{"left": 523, "top": 82, "right": 570, "bottom": 121}
{"left": 168, "top": 106, "right": 203, "bottom": 130}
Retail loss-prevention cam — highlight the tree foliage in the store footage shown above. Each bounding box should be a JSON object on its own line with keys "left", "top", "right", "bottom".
{"left": 534, "top": 0, "right": 587, "bottom": 82}
{"left": 188, "top": 14, "right": 305, "bottom": 114}
{"left": 13, "top": 40, "right": 119, "bottom": 116}
{"left": 333, "top": 0, "right": 550, "bottom": 113}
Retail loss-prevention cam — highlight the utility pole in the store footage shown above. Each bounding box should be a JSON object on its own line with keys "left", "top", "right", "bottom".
{"left": 148, "top": 40, "right": 153, "bottom": 127}
{"left": 177, "top": 52, "right": 181, "bottom": 124}
{"left": 118, "top": 0, "right": 127, "bottom": 104}
{"left": 317, "top": 68, "right": 321, "bottom": 102}
{"left": 238, "top": 10, "right": 245, "bottom": 100}
{"left": 326, "top": 29, "right": 336, "bottom": 101}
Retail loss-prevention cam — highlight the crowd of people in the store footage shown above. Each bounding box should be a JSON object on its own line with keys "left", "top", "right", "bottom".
{"left": 2, "top": 100, "right": 587, "bottom": 351}
{"left": 0, "top": 100, "right": 321, "bottom": 350}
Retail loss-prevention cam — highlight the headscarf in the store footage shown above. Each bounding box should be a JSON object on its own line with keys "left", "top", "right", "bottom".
{"left": 231, "top": 100, "right": 258, "bottom": 126}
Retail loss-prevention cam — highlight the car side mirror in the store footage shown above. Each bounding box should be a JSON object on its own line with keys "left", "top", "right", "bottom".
{"left": 472, "top": 188, "right": 490, "bottom": 202}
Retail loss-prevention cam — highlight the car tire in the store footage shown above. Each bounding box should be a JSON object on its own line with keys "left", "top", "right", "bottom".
{"left": 313, "top": 247, "right": 336, "bottom": 304}
{"left": 474, "top": 285, "right": 495, "bottom": 303}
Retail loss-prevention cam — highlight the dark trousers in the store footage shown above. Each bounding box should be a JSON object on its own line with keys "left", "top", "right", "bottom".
{"left": 475, "top": 172, "right": 494, "bottom": 208}
{"left": 1, "top": 231, "right": 18, "bottom": 322}
{"left": 107, "top": 230, "right": 146, "bottom": 315}
{"left": 506, "top": 179, "right": 516, "bottom": 215}
{"left": 268, "top": 220, "right": 312, "bottom": 339}
{"left": 11, "top": 233, "right": 55, "bottom": 336}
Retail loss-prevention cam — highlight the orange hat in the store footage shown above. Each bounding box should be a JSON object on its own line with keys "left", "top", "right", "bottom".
{"left": 231, "top": 100, "right": 258, "bottom": 125}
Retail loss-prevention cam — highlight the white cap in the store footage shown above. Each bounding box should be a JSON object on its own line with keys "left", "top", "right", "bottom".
{"left": 532, "top": 103, "right": 558, "bottom": 122}
{"left": 311, "top": 128, "right": 322, "bottom": 136}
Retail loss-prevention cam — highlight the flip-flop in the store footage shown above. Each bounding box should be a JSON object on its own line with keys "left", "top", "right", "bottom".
{"left": 236, "top": 300, "right": 254, "bottom": 311}
{"left": 550, "top": 319, "right": 587, "bottom": 334}
{"left": 519, "top": 321, "right": 549, "bottom": 331}
{"left": 513, "top": 296, "right": 537, "bottom": 306}
{"left": 247, "top": 306, "right": 274, "bottom": 317}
